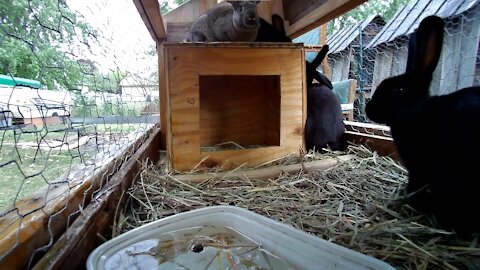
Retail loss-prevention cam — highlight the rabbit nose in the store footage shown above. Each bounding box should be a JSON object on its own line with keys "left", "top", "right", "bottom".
{"left": 247, "top": 12, "right": 256, "bottom": 20}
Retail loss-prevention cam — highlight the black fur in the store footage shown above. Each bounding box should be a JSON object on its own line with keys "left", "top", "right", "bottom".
{"left": 305, "top": 47, "right": 347, "bottom": 152}
{"left": 255, "top": 14, "right": 292, "bottom": 42}
{"left": 365, "top": 16, "right": 480, "bottom": 237}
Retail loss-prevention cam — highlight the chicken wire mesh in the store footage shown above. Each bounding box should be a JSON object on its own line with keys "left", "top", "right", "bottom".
{"left": 2, "top": 0, "right": 480, "bottom": 268}
{"left": 323, "top": 0, "right": 480, "bottom": 123}
{"left": 0, "top": 0, "right": 158, "bottom": 268}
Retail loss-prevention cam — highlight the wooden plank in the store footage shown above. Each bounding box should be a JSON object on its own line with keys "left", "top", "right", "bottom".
{"left": 164, "top": 42, "right": 303, "bottom": 48}
{"left": 0, "top": 128, "right": 157, "bottom": 269}
{"left": 346, "top": 79, "right": 357, "bottom": 121}
{"left": 163, "top": 0, "right": 217, "bottom": 24}
{"left": 371, "top": 50, "right": 394, "bottom": 92}
{"left": 283, "top": 0, "right": 328, "bottom": 25}
{"left": 32, "top": 128, "right": 162, "bottom": 270}
{"left": 286, "top": 0, "right": 367, "bottom": 38}
{"left": 199, "top": 76, "right": 280, "bottom": 147}
{"left": 166, "top": 22, "right": 193, "bottom": 42}
{"left": 344, "top": 120, "right": 391, "bottom": 135}
{"left": 166, "top": 45, "right": 305, "bottom": 171}
{"left": 345, "top": 131, "right": 400, "bottom": 161}
{"left": 173, "top": 155, "right": 354, "bottom": 183}
{"left": 320, "top": 24, "right": 332, "bottom": 78}
{"left": 133, "top": 0, "right": 166, "bottom": 42}
{"left": 257, "top": 0, "right": 285, "bottom": 23}
{"left": 158, "top": 43, "right": 167, "bottom": 149}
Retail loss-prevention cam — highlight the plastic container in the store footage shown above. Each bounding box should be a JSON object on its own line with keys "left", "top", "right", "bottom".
{"left": 87, "top": 206, "right": 395, "bottom": 270}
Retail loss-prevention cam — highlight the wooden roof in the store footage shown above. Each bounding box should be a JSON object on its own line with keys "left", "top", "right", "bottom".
{"left": 367, "top": 0, "right": 479, "bottom": 49}
{"left": 133, "top": 0, "right": 369, "bottom": 43}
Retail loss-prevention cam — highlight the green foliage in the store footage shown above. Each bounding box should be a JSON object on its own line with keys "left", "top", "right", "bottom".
{"left": 160, "top": 0, "right": 189, "bottom": 14}
{"left": 327, "top": 0, "right": 411, "bottom": 35}
{"left": 0, "top": 0, "right": 95, "bottom": 90}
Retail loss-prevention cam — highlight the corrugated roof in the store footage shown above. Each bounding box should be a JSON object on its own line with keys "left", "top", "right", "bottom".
{"left": 366, "top": 0, "right": 479, "bottom": 49}
{"left": 293, "top": 27, "right": 320, "bottom": 45}
{"left": 327, "top": 14, "right": 384, "bottom": 54}
{"left": 293, "top": 28, "right": 321, "bottom": 62}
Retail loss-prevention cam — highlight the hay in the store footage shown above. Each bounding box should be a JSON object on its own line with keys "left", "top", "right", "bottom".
{"left": 118, "top": 145, "right": 480, "bottom": 270}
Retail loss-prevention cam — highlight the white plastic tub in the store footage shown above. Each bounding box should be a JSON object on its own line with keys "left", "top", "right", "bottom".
{"left": 87, "top": 206, "right": 395, "bottom": 270}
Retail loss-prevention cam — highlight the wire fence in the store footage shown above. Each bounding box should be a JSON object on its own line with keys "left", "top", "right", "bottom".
{"left": 1, "top": 0, "right": 480, "bottom": 268}
{"left": 0, "top": 0, "right": 158, "bottom": 268}
{"left": 323, "top": 0, "right": 480, "bottom": 122}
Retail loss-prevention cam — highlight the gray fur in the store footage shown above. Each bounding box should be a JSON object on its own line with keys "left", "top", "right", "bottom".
{"left": 189, "top": 1, "right": 260, "bottom": 42}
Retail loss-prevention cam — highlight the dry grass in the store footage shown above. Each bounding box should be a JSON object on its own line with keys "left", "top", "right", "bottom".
{"left": 118, "top": 145, "right": 480, "bottom": 270}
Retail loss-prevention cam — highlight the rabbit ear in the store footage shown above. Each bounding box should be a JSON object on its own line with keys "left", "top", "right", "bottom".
{"left": 311, "top": 45, "right": 329, "bottom": 69}
{"left": 314, "top": 71, "right": 333, "bottom": 90}
{"left": 405, "top": 32, "right": 417, "bottom": 73}
{"left": 412, "top": 16, "right": 444, "bottom": 75}
{"left": 271, "top": 14, "right": 286, "bottom": 35}
{"left": 228, "top": 1, "right": 240, "bottom": 8}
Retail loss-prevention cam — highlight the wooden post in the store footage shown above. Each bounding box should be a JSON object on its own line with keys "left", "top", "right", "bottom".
{"left": 320, "top": 24, "right": 332, "bottom": 78}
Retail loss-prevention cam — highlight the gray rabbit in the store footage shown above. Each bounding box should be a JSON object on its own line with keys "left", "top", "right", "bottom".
{"left": 189, "top": 1, "right": 260, "bottom": 42}
{"left": 366, "top": 16, "right": 480, "bottom": 237}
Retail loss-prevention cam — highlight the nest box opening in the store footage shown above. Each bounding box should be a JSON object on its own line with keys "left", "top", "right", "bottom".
{"left": 199, "top": 75, "right": 281, "bottom": 152}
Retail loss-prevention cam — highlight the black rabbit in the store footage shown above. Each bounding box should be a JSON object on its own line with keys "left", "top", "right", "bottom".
{"left": 255, "top": 14, "right": 292, "bottom": 42}
{"left": 365, "top": 16, "right": 480, "bottom": 237}
{"left": 305, "top": 45, "right": 347, "bottom": 152}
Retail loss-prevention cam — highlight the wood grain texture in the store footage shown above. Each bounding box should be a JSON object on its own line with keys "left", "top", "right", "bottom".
{"left": 163, "top": 0, "right": 217, "bottom": 24}
{"left": 172, "top": 155, "right": 354, "bottom": 183}
{"left": 165, "top": 45, "right": 305, "bottom": 171}
{"left": 199, "top": 75, "right": 280, "bottom": 147}
{"left": 158, "top": 43, "right": 167, "bottom": 149}
{"left": 345, "top": 131, "right": 400, "bottom": 161}
{"left": 286, "top": 0, "right": 367, "bottom": 38}
{"left": 133, "top": 0, "right": 166, "bottom": 41}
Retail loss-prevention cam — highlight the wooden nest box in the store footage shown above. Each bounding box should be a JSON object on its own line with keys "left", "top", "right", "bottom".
{"left": 134, "top": 0, "right": 367, "bottom": 171}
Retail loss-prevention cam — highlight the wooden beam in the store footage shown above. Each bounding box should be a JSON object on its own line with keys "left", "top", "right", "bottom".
{"left": 286, "top": 0, "right": 367, "bottom": 38}
{"left": 0, "top": 127, "right": 157, "bottom": 269}
{"left": 32, "top": 128, "right": 162, "bottom": 270}
{"left": 320, "top": 24, "right": 331, "bottom": 78}
{"left": 133, "top": 0, "right": 166, "bottom": 42}
{"left": 158, "top": 43, "right": 167, "bottom": 149}
{"left": 172, "top": 155, "right": 353, "bottom": 183}
{"left": 344, "top": 120, "right": 391, "bottom": 137}
{"left": 345, "top": 131, "right": 400, "bottom": 161}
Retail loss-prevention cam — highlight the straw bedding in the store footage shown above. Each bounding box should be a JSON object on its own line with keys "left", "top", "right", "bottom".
{"left": 117, "top": 145, "right": 480, "bottom": 270}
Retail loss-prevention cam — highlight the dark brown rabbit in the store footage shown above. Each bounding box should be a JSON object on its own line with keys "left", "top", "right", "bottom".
{"left": 305, "top": 45, "right": 347, "bottom": 152}
{"left": 365, "top": 16, "right": 480, "bottom": 237}
{"left": 255, "top": 14, "right": 292, "bottom": 42}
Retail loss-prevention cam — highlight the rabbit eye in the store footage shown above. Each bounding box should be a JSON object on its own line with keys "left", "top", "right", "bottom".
{"left": 394, "top": 87, "right": 405, "bottom": 94}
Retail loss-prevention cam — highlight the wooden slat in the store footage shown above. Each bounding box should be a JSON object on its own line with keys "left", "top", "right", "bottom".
{"left": 163, "top": 42, "right": 303, "bottom": 48}
{"left": 283, "top": 0, "right": 329, "bottom": 25}
{"left": 0, "top": 128, "right": 157, "bottom": 269}
{"left": 256, "top": 0, "right": 285, "bottom": 23}
{"left": 166, "top": 45, "right": 305, "bottom": 171}
{"left": 346, "top": 79, "right": 356, "bottom": 121}
{"left": 173, "top": 155, "right": 353, "bottom": 183}
{"left": 163, "top": 0, "right": 217, "bottom": 24}
{"left": 166, "top": 22, "right": 193, "bottom": 42}
{"left": 286, "top": 0, "right": 367, "bottom": 38}
{"left": 199, "top": 76, "right": 279, "bottom": 147}
{"left": 158, "top": 43, "right": 167, "bottom": 149}
{"left": 344, "top": 120, "right": 391, "bottom": 137}
{"left": 345, "top": 130, "right": 400, "bottom": 161}
{"left": 32, "top": 128, "right": 162, "bottom": 270}
{"left": 320, "top": 24, "right": 332, "bottom": 78}
{"left": 133, "top": 0, "right": 166, "bottom": 42}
